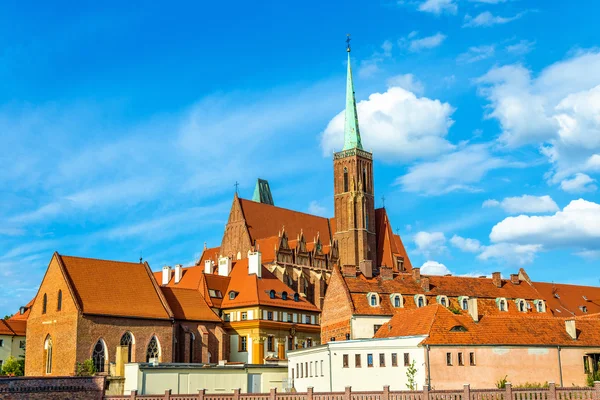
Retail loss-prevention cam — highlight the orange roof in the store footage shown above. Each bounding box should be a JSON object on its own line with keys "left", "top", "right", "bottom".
{"left": 221, "top": 259, "right": 320, "bottom": 312}
{"left": 8, "top": 299, "right": 33, "bottom": 321}
{"left": 239, "top": 198, "right": 332, "bottom": 244}
{"left": 0, "top": 319, "right": 26, "bottom": 336}
{"left": 376, "top": 304, "right": 600, "bottom": 347}
{"left": 160, "top": 287, "right": 221, "bottom": 322}
{"left": 198, "top": 246, "right": 221, "bottom": 265}
{"left": 59, "top": 254, "right": 173, "bottom": 320}
{"left": 155, "top": 265, "right": 204, "bottom": 290}
{"left": 533, "top": 281, "right": 600, "bottom": 317}
{"left": 201, "top": 273, "right": 231, "bottom": 308}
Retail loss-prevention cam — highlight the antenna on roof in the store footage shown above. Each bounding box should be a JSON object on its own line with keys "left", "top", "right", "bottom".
{"left": 381, "top": 195, "right": 386, "bottom": 208}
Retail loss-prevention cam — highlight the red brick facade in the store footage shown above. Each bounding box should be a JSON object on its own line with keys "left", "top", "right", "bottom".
{"left": 320, "top": 267, "right": 354, "bottom": 343}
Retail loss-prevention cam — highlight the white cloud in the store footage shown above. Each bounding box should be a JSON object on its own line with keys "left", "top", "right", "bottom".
{"left": 321, "top": 86, "right": 455, "bottom": 161}
{"left": 560, "top": 173, "right": 597, "bottom": 193}
{"left": 506, "top": 40, "right": 536, "bottom": 55}
{"left": 408, "top": 33, "right": 447, "bottom": 52}
{"left": 386, "top": 74, "right": 425, "bottom": 95}
{"left": 420, "top": 260, "right": 452, "bottom": 275}
{"left": 477, "top": 243, "right": 542, "bottom": 265}
{"left": 414, "top": 231, "right": 446, "bottom": 256}
{"left": 308, "top": 201, "right": 328, "bottom": 217}
{"left": 463, "top": 11, "right": 524, "bottom": 27}
{"left": 397, "top": 143, "right": 515, "bottom": 195}
{"left": 490, "top": 199, "right": 600, "bottom": 252}
{"left": 450, "top": 235, "right": 482, "bottom": 253}
{"left": 418, "top": 0, "right": 457, "bottom": 15}
{"left": 358, "top": 40, "right": 394, "bottom": 78}
{"left": 482, "top": 195, "right": 559, "bottom": 214}
{"left": 457, "top": 45, "right": 496, "bottom": 64}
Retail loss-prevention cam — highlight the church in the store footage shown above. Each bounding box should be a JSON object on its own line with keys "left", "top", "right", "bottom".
{"left": 22, "top": 43, "right": 600, "bottom": 380}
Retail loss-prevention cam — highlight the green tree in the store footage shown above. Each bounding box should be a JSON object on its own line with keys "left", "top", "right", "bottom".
{"left": 406, "top": 360, "right": 418, "bottom": 390}
{"left": 75, "top": 359, "right": 96, "bottom": 376}
{"left": 1, "top": 356, "right": 24, "bottom": 376}
{"left": 3, "top": 314, "right": 13, "bottom": 320}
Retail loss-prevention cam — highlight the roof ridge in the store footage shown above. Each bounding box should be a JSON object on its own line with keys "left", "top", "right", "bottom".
{"left": 239, "top": 197, "right": 331, "bottom": 220}
{"left": 61, "top": 254, "right": 144, "bottom": 265}
{"left": 142, "top": 261, "right": 174, "bottom": 320}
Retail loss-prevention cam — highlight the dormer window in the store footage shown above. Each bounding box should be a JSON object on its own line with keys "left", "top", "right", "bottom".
{"left": 459, "top": 296, "right": 469, "bottom": 310}
{"left": 414, "top": 294, "right": 426, "bottom": 308}
{"left": 390, "top": 294, "right": 403, "bottom": 308}
{"left": 450, "top": 325, "right": 468, "bottom": 332}
{"left": 437, "top": 295, "right": 448, "bottom": 307}
{"left": 580, "top": 306, "right": 588, "bottom": 313}
{"left": 496, "top": 298, "right": 507, "bottom": 312}
{"left": 293, "top": 293, "right": 299, "bottom": 302}
{"left": 534, "top": 299, "right": 546, "bottom": 313}
{"left": 229, "top": 291, "right": 237, "bottom": 300}
{"left": 368, "top": 293, "right": 379, "bottom": 307}
{"left": 282, "top": 291, "right": 288, "bottom": 300}
{"left": 515, "top": 299, "right": 526, "bottom": 312}
{"left": 269, "top": 290, "right": 276, "bottom": 299}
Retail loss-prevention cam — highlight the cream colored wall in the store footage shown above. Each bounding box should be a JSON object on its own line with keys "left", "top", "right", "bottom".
{"left": 351, "top": 316, "right": 393, "bottom": 339}
{"left": 0, "top": 334, "right": 25, "bottom": 368}
{"left": 429, "top": 346, "right": 600, "bottom": 389}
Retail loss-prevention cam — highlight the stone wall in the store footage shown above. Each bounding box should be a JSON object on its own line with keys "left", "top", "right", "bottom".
{"left": 0, "top": 375, "right": 105, "bottom": 400}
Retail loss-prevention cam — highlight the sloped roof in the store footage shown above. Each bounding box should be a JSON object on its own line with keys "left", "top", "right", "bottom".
{"left": 376, "top": 304, "right": 600, "bottom": 347}
{"left": 155, "top": 265, "right": 203, "bottom": 290}
{"left": 160, "top": 287, "right": 221, "bottom": 322}
{"left": 8, "top": 299, "right": 33, "bottom": 321}
{"left": 198, "top": 246, "right": 220, "bottom": 265}
{"left": 220, "top": 259, "right": 319, "bottom": 312}
{"left": 238, "top": 198, "right": 332, "bottom": 244}
{"left": 533, "top": 281, "right": 600, "bottom": 316}
{"left": 0, "top": 319, "right": 26, "bottom": 336}
{"left": 59, "top": 254, "right": 172, "bottom": 320}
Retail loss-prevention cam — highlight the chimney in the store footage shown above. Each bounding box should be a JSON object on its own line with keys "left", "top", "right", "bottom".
{"left": 342, "top": 265, "right": 357, "bottom": 278}
{"left": 162, "top": 265, "right": 172, "bottom": 285}
{"left": 565, "top": 320, "right": 577, "bottom": 340}
{"left": 218, "top": 256, "right": 232, "bottom": 277}
{"left": 492, "top": 272, "right": 502, "bottom": 288}
{"left": 359, "top": 260, "right": 373, "bottom": 279}
{"left": 412, "top": 268, "right": 421, "bottom": 282}
{"left": 510, "top": 274, "right": 520, "bottom": 285}
{"left": 204, "top": 260, "right": 213, "bottom": 274}
{"left": 468, "top": 298, "right": 479, "bottom": 322}
{"left": 421, "top": 277, "right": 430, "bottom": 292}
{"left": 174, "top": 264, "right": 183, "bottom": 284}
{"left": 380, "top": 265, "right": 393, "bottom": 281}
{"left": 248, "top": 251, "right": 262, "bottom": 278}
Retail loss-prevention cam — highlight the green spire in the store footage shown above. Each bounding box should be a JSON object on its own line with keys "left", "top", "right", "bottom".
{"left": 252, "top": 178, "right": 274, "bottom": 206}
{"left": 343, "top": 42, "right": 363, "bottom": 151}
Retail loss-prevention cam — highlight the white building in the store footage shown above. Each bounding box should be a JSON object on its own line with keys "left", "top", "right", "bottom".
{"left": 287, "top": 336, "right": 426, "bottom": 392}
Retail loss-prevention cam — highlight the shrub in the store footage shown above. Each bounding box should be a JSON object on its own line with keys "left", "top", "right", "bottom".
{"left": 75, "top": 359, "right": 96, "bottom": 376}
{"left": 1, "top": 356, "right": 24, "bottom": 376}
{"left": 586, "top": 370, "right": 600, "bottom": 387}
{"left": 406, "top": 360, "right": 418, "bottom": 390}
{"left": 496, "top": 375, "right": 508, "bottom": 389}
{"left": 515, "top": 382, "right": 549, "bottom": 389}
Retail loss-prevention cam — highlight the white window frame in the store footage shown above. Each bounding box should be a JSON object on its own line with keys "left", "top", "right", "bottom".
{"left": 390, "top": 293, "right": 404, "bottom": 308}
{"left": 437, "top": 295, "right": 449, "bottom": 307}
{"left": 414, "top": 294, "right": 426, "bottom": 308}
{"left": 367, "top": 292, "right": 380, "bottom": 307}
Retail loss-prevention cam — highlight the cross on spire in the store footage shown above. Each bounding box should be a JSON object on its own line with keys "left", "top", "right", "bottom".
{"left": 381, "top": 195, "right": 386, "bottom": 208}
{"left": 234, "top": 181, "right": 240, "bottom": 195}
{"left": 346, "top": 34, "right": 351, "bottom": 52}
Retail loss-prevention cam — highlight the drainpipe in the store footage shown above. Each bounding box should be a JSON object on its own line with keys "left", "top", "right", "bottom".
{"left": 426, "top": 345, "right": 431, "bottom": 390}
{"left": 328, "top": 345, "right": 333, "bottom": 391}
{"left": 557, "top": 346, "right": 563, "bottom": 387}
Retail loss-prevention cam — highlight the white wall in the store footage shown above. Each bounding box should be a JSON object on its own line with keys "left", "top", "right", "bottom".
{"left": 0, "top": 334, "right": 25, "bottom": 369}
{"left": 288, "top": 336, "right": 427, "bottom": 392}
{"left": 351, "top": 316, "right": 394, "bottom": 339}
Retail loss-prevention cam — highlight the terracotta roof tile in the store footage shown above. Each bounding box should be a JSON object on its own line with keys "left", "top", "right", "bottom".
{"left": 160, "top": 287, "right": 221, "bottom": 322}
{"left": 60, "top": 255, "right": 172, "bottom": 320}
{"left": 198, "top": 246, "right": 220, "bottom": 265}
{"left": 8, "top": 299, "right": 33, "bottom": 321}
{"left": 533, "top": 281, "right": 600, "bottom": 316}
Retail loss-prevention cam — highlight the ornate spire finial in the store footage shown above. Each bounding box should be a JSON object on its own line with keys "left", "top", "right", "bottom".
{"left": 346, "top": 34, "right": 351, "bottom": 53}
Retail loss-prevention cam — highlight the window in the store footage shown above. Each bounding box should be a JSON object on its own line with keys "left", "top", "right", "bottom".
{"left": 392, "top": 295, "right": 403, "bottom": 308}
{"left": 584, "top": 356, "right": 590, "bottom": 373}
{"left": 305, "top": 315, "right": 311, "bottom": 324}
{"left": 267, "top": 311, "right": 273, "bottom": 320}
{"left": 345, "top": 333, "right": 351, "bottom": 340}
{"left": 404, "top": 353, "right": 410, "bottom": 367}
{"left": 44, "top": 335, "right": 53, "bottom": 374}
{"left": 369, "top": 293, "right": 378, "bottom": 307}
{"left": 57, "top": 290, "right": 62, "bottom": 311}
{"left": 307, "top": 338, "right": 313, "bottom": 347}
{"left": 367, "top": 354, "right": 374, "bottom": 367}
{"left": 296, "top": 363, "right": 299, "bottom": 378}
{"left": 42, "top": 293, "right": 47, "bottom": 314}
{"left": 242, "top": 312, "right": 248, "bottom": 320}
{"left": 294, "top": 293, "right": 299, "bottom": 302}
{"left": 269, "top": 290, "right": 276, "bottom": 299}
{"left": 209, "top": 289, "right": 222, "bottom": 298}
{"left": 305, "top": 362, "right": 308, "bottom": 377}
{"left": 437, "top": 296, "right": 448, "bottom": 307}
{"left": 458, "top": 352, "right": 464, "bottom": 366}
{"left": 267, "top": 336, "right": 275, "bottom": 352}
{"left": 446, "top": 352, "right": 452, "bottom": 366}
{"left": 516, "top": 299, "right": 526, "bottom": 312}
{"left": 462, "top": 298, "right": 469, "bottom": 310}
{"left": 287, "top": 313, "right": 293, "bottom": 323}
{"left": 536, "top": 300, "right": 545, "bottom": 313}
{"left": 374, "top": 325, "right": 382, "bottom": 335}
{"left": 282, "top": 291, "right": 288, "bottom": 300}
{"left": 92, "top": 339, "right": 106, "bottom": 373}
{"left": 310, "top": 361, "right": 313, "bottom": 377}
{"left": 344, "top": 167, "right": 349, "bottom": 192}
{"left": 146, "top": 336, "right": 160, "bottom": 362}
{"left": 0, "top": 339, "right": 3, "bottom": 347}
{"left": 415, "top": 295, "right": 426, "bottom": 308}
{"left": 288, "top": 336, "right": 294, "bottom": 350}
{"left": 392, "top": 353, "right": 398, "bottom": 367}
{"left": 120, "top": 332, "right": 134, "bottom": 363}
{"left": 355, "top": 354, "right": 362, "bottom": 368}
{"left": 321, "top": 360, "right": 324, "bottom": 376}
{"left": 239, "top": 336, "right": 248, "bottom": 352}
{"left": 224, "top": 313, "right": 230, "bottom": 322}
{"left": 343, "top": 354, "right": 349, "bottom": 368}
{"left": 469, "top": 352, "right": 476, "bottom": 366}
{"left": 580, "top": 306, "right": 588, "bottom": 313}
{"left": 379, "top": 353, "right": 385, "bottom": 367}
{"left": 19, "top": 340, "right": 25, "bottom": 349}
{"left": 497, "top": 298, "right": 507, "bottom": 312}
{"left": 363, "top": 168, "right": 367, "bottom": 192}
{"left": 229, "top": 291, "right": 236, "bottom": 300}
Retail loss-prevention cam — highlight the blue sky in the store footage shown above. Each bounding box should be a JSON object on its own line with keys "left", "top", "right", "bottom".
{"left": 2, "top": 0, "right": 600, "bottom": 316}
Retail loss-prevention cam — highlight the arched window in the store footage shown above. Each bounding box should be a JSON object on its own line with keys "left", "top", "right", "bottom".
{"left": 269, "top": 290, "right": 276, "bottom": 299}
{"left": 365, "top": 209, "right": 369, "bottom": 230}
{"left": 42, "top": 293, "right": 47, "bottom": 314}
{"left": 189, "top": 332, "right": 195, "bottom": 363}
{"left": 536, "top": 300, "right": 544, "bottom": 313}
{"left": 462, "top": 298, "right": 468, "bottom": 310}
{"left": 282, "top": 291, "right": 288, "bottom": 300}
{"left": 92, "top": 339, "right": 106, "bottom": 372}
{"left": 370, "top": 294, "right": 378, "bottom": 307}
{"left": 518, "top": 300, "right": 526, "bottom": 312}
{"left": 57, "top": 290, "right": 62, "bottom": 312}
{"left": 44, "top": 335, "right": 53, "bottom": 374}
{"left": 363, "top": 168, "right": 367, "bottom": 192}
{"left": 120, "top": 332, "right": 134, "bottom": 363}
{"left": 343, "top": 167, "right": 349, "bottom": 192}
{"left": 415, "top": 295, "right": 425, "bottom": 308}
{"left": 293, "top": 293, "right": 299, "bottom": 302}
{"left": 394, "top": 296, "right": 401, "bottom": 308}
{"left": 441, "top": 298, "right": 447, "bottom": 307}
{"left": 146, "top": 336, "right": 160, "bottom": 362}
{"left": 499, "top": 300, "right": 506, "bottom": 311}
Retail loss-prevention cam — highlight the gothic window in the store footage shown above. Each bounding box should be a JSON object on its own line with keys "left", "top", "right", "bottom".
{"left": 44, "top": 335, "right": 53, "bottom": 374}
{"left": 189, "top": 333, "right": 195, "bottom": 363}
{"left": 92, "top": 339, "right": 106, "bottom": 373}
{"left": 343, "top": 167, "right": 349, "bottom": 192}
{"left": 42, "top": 293, "right": 47, "bottom": 314}
{"left": 146, "top": 336, "right": 160, "bottom": 362}
{"left": 365, "top": 207, "right": 369, "bottom": 230}
{"left": 363, "top": 168, "right": 367, "bottom": 192}
{"left": 57, "top": 290, "right": 62, "bottom": 311}
{"left": 120, "top": 332, "right": 134, "bottom": 363}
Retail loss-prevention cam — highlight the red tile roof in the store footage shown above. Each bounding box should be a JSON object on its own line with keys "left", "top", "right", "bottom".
{"left": 8, "top": 299, "right": 33, "bottom": 321}
{"left": 59, "top": 254, "right": 173, "bottom": 320}
{"left": 0, "top": 318, "right": 26, "bottom": 336}
{"left": 160, "top": 287, "right": 221, "bottom": 322}
{"left": 532, "top": 281, "right": 600, "bottom": 316}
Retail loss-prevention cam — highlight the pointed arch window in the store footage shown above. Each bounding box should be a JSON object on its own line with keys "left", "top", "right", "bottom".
{"left": 42, "top": 293, "right": 47, "bottom": 314}
{"left": 189, "top": 332, "right": 195, "bottom": 363}
{"left": 120, "top": 332, "right": 134, "bottom": 363}
{"left": 343, "top": 167, "right": 349, "bottom": 192}
{"left": 57, "top": 290, "right": 62, "bottom": 312}
{"left": 363, "top": 168, "right": 367, "bottom": 192}
{"left": 92, "top": 339, "right": 106, "bottom": 372}
{"left": 44, "top": 335, "right": 53, "bottom": 374}
{"left": 146, "top": 336, "right": 161, "bottom": 362}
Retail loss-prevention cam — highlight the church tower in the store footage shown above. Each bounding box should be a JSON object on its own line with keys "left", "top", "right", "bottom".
{"left": 333, "top": 39, "right": 377, "bottom": 270}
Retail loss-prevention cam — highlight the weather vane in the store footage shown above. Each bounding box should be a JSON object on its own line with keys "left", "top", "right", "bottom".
{"left": 346, "top": 34, "right": 351, "bottom": 52}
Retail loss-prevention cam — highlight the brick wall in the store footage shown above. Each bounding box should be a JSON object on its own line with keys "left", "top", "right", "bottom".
{"left": 320, "top": 267, "right": 353, "bottom": 343}
{"left": 0, "top": 376, "right": 105, "bottom": 400}
{"left": 175, "top": 321, "right": 225, "bottom": 363}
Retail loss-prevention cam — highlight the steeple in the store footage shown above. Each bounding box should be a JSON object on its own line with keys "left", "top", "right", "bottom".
{"left": 343, "top": 36, "right": 363, "bottom": 151}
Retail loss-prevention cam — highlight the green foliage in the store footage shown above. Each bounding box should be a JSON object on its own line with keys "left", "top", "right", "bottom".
{"left": 1, "top": 356, "right": 24, "bottom": 376}
{"left": 514, "top": 382, "right": 549, "bottom": 389}
{"left": 2, "top": 314, "right": 13, "bottom": 320}
{"left": 447, "top": 306, "right": 461, "bottom": 315}
{"left": 496, "top": 375, "right": 508, "bottom": 389}
{"left": 75, "top": 359, "right": 96, "bottom": 376}
{"left": 406, "top": 360, "right": 418, "bottom": 390}
{"left": 586, "top": 370, "right": 600, "bottom": 387}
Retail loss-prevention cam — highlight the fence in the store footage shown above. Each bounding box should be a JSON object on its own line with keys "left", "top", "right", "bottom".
{"left": 104, "top": 382, "right": 600, "bottom": 400}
